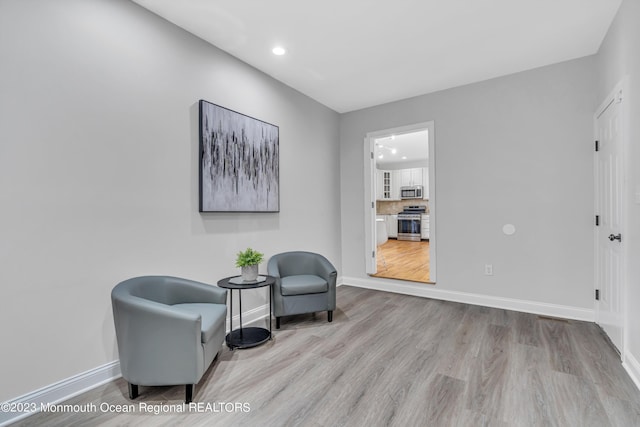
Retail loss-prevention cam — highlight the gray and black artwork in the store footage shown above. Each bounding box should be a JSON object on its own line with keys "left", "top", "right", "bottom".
{"left": 199, "top": 100, "right": 279, "bottom": 212}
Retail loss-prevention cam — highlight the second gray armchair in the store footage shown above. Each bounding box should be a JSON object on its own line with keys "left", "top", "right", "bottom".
{"left": 267, "top": 251, "right": 337, "bottom": 329}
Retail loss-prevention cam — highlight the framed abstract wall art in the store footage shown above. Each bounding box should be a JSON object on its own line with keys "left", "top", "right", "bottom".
{"left": 199, "top": 100, "right": 279, "bottom": 212}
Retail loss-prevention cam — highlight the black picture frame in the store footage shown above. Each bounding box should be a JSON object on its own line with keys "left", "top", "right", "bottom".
{"left": 199, "top": 100, "right": 279, "bottom": 212}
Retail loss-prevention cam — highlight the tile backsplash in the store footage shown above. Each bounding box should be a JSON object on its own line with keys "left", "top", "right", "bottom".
{"left": 377, "top": 200, "right": 430, "bottom": 215}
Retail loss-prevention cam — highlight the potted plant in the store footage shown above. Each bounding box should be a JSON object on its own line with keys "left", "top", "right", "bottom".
{"left": 235, "top": 248, "right": 264, "bottom": 282}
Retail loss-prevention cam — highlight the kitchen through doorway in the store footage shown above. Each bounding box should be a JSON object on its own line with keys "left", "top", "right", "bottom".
{"left": 364, "top": 122, "right": 436, "bottom": 283}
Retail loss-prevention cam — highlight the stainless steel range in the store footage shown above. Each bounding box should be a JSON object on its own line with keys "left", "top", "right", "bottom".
{"left": 397, "top": 205, "right": 426, "bottom": 242}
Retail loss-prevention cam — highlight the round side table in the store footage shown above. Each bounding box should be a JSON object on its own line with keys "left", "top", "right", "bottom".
{"left": 217, "top": 275, "right": 275, "bottom": 350}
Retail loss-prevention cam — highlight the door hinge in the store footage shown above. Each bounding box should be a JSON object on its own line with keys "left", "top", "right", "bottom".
{"left": 595, "top": 289, "right": 600, "bottom": 301}
{"left": 595, "top": 215, "right": 600, "bottom": 226}
{"left": 372, "top": 202, "right": 375, "bottom": 208}
{"left": 372, "top": 250, "right": 375, "bottom": 258}
{"left": 595, "top": 140, "right": 599, "bottom": 152}
{"left": 371, "top": 152, "right": 374, "bottom": 159}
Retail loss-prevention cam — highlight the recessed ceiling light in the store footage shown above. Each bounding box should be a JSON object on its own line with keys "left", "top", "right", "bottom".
{"left": 378, "top": 154, "right": 383, "bottom": 159}
{"left": 391, "top": 149, "right": 397, "bottom": 154}
{"left": 272, "top": 46, "right": 286, "bottom": 56}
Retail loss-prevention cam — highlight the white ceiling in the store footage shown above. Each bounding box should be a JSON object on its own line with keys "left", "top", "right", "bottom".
{"left": 132, "top": 0, "right": 621, "bottom": 113}
{"left": 375, "top": 131, "right": 428, "bottom": 169}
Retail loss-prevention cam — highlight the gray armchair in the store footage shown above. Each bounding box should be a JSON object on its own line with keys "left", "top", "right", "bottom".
{"left": 111, "top": 276, "right": 227, "bottom": 403}
{"left": 267, "top": 251, "right": 337, "bottom": 329}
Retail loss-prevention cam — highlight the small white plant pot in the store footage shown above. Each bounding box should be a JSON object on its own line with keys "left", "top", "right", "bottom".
{"left": 241, "top": 265, "right": 259, "bottom": 282}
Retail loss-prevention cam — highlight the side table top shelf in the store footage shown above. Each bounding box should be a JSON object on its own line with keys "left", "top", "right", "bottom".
{"left": 219, "top": 275, "right": 274, "bottom": 289}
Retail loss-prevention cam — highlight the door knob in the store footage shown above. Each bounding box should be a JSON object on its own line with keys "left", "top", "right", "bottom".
{"left": 608, "top": 233, "right": 622, "bottom": 242}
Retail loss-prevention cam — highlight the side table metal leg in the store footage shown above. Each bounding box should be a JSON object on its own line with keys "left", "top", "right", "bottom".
{"left": 228, "top": 290, "right": 234, "bottom": 350}
{"left": 269, "top": 285, "right": 272, "bottom": 339}
{"left": 239, "top": 289, "right": 243, "bottom": 340}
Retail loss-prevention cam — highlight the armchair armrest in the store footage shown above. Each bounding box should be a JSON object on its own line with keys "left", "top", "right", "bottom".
{"left": 312, "top": 256, "right": 338, "bottom": 283}
{"left": 267, "top": 257, "right": 282, "bottom": 278}
{"left": 113, "top": 296, "right": 205, "bottom": 385}
{"left": 163, "top": 276, "right": 228, "bottom": 305}
{"left": 267, "top": 257, "right": 283, "bottom": 295}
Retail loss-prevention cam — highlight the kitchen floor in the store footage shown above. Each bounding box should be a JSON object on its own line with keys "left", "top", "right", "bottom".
{"left": 372, "top": 238, "right": 431, "bottom": 283}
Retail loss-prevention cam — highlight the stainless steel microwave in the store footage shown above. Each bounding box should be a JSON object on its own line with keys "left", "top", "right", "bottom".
{"left": 400, "top": 186, "right": 423, "bottom": 199}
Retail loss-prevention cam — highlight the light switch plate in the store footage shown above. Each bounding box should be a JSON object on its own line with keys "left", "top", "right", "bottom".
{"left": 484, "top": 264, "right": 493, "bottom": 275}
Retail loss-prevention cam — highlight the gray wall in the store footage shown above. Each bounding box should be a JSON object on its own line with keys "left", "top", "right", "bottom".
{"left": 0, "top": 0, "right": 341, "bottom": 401}
{"left": 340, "top": 56, "right": 596, "bottom": 308}
{"left": 596, "top": 0, "right": 640, "bottom": 373}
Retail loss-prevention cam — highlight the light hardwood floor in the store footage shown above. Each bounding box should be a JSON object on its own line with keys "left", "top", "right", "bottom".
{"left": 15, "top": 286, "right": 640, "bottom": 426}
{"left": 373, "top": 239, "right": 430, "bottom": 283}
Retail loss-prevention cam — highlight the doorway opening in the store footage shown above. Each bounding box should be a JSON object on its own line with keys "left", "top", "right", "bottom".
{"left": 364, "top": 121, "right": 436, "bottom": 283}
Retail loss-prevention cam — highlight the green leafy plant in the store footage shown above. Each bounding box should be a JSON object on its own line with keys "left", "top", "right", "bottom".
{"left": 235, "top": 248, "right": 264, "bottom": 267}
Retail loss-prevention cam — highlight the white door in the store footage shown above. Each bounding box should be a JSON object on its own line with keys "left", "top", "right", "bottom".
{"left": 595, "top": 87, "right": 624, "bottom": 352}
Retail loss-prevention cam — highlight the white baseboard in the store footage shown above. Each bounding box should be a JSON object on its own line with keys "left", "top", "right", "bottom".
{"left": 340, "top": 276, "right": 595, "bottom": 321}
{"left": 623, "top": 350, "right": 640, "bottom": 392}
{"left": 0, "top": 361, "right": 121, "bottom": 427}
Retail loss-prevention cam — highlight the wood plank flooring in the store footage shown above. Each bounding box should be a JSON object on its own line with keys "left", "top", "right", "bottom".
{"left": 373, "top": 239, "right": 430, "bottom": 283}
{"left": 15, "top": 286, "right": 640, "bottom": 426}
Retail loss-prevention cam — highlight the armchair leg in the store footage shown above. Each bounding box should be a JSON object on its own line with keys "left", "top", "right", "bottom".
{"left": 276, "top": 317, "right": 281, "bottom": 329}
{"left": 185, "top": 384, "right": 194, "bottom": 404}
{"left": 128, "top": 383, "right": 138, "bottom": 400}
{"left": 328, "top": 311, "right": 333, "bottom": 322}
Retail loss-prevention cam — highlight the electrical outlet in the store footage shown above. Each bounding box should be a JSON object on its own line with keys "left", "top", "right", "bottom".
{"left": 484, "top": 264, "right": 493, "bottom": 275}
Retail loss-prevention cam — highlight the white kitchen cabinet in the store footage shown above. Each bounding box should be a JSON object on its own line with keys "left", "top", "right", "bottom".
{"left": 400, "top": 168, "right": 423, "bottom": 187}
{"left": 375, "top": 215, "right": 397, "bottom": 239}
{"left": 376, "top": 169, "right": 394, "bottom": 200}
{"left": 421, "top": 214, "right": 430, "bottom": 240}
{"left": 422, "top": 167, "right": 429, "bottom": 199}
{"left": 412, "top": 168, "right": 423, "bottom": 187}
{"left": 391, "top": 170, "right": 401, "bottom": 199}
{"left": 388, "top": 214, "right": 398, "bottom": 238}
